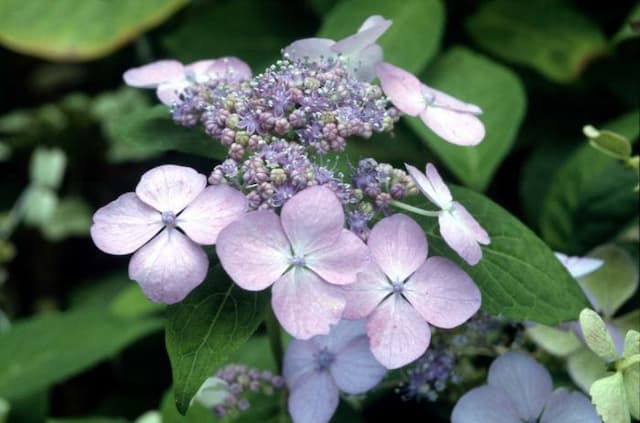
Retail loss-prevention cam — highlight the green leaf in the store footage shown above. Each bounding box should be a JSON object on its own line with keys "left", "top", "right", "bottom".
{"left": 579, "top": 244, "right": 638, "bottom": 319}
{"left": 623, "top": 330, "right": 640, "bottom": 358}
{"left": 408, "top": 186, "right": 589, "bottom": 324}
{"left": 584, "top": 126, "right": 632, "bottom": 160}
{"left": 567, "top": 347, "right": 608, "bottom": 392}
{"left": 319, "top": 0, "right": 445, "bottom": 74}
{"left": 0, "top": 398, "right": 8, "bottom": 423}
{"left": 110, "top": 106, "right": 228, "bottom": 160}
{"left": 622, "top": 331, "right": 640, "bottom": 419}
{"left": 614, "top": 310, "right": 640, "bottom": 335}
{"left": 22, "top": 186, "right": 58, "bottom": 227}
{"left": 40, "top": 197, "right": 92, "bottom": 242}
{"left": 29, "top": 147, "right": 66, "bottom": 189}
{"left": 165, "top": 266, "right": 269, "bottom": 414}
{"left": 0, "top": 308, "right": 162, "bottom": 401}
{"left": 579, "top": 308, "right": 618, "bottom": 362}
{"left": 406, "top": 47, "right": 526, "bottom": 191}
{"left": 466, "top": 0, "right": 607, "bottom": 83}
{"left": 110, "top": 284, "right": 165, "bottom": 319}
{"left": 613, "top": 3, "right": 640, "bottom": 44}
{"left": 47, "top": 419, "right": 128, "bottom": 423}
{"left": 540, "top": 111, "right": 640, "bottom": 253}
{"left": 526, "top": 324, "right": 582, "bottom": 357}
{"left": 590, "top": 372, "right": 630, "bottom": 423}
{"left": 0, "top": 0, "right": 188, "bottom": 61}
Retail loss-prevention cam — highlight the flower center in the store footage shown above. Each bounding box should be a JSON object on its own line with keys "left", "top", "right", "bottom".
{"left": 161, "top": 211, "right": 177, "bottom": 227}
{"left": 314, "top": 347, "right": 335, "bottom": 371}
{"left": 392, "top": 281, "right": 405, "bottom": 294}
{"left": 290, "top": 255, "right": 306, "bottom": 268}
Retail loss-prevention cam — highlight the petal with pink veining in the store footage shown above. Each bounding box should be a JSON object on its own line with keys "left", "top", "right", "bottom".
{"left": 216, "top": 210, "right": 290, "bottom": 291}
{"left": 331, "top": 336, "right": 386, "bottom": 394}
{"left": 135, "top": 165, "right": 206, "bottom": 214}
{"left": 375, "top": 62, "right": 424, "bottom": 116}
{"left": 404, "top": 163, "right": 449, "bottom": 209}
{"left": 272, "top": 267, "right": 346, "bottom": 340}
{"left": 421, "top": 84, "right": 483, "bottom": 115}
{"left": 404, "top": 257, "right": 481, "bottom": 329}
{"left": 424, "top": 163, "right": 453, "bottom": 206}
{"left": 439, "top": 206, "right": 484, "bottom": 266}
{"left": 178, "top": 185, "right": 246, "bottom": 245}
{"left": 91, "top": 192, "right": 163, "bottom": 255}
{"left": 420, "top": 106, "right": 485, "bottom": 146}
{"left": 281, "top": 186, "right": 344, "bottom": 256}
{"left": 306, "top": 229, "right": 369, "bottom": 285}
{"left": 366, "top": 295, "right": 430, "bottom": 369}
{"left": 342, "top": 261, "right": 391, "bottom": 319}
{"left": 128, "top": 228, "right": 208, "bottom": 304}
{"left": 367, "top": 214, "right": 427, "bottom": 283}
{"left": 123, "top": 60, "right": 184, "bottom": 88}
{"left": 287, "top": 370, "right": 339, "bottom": 423}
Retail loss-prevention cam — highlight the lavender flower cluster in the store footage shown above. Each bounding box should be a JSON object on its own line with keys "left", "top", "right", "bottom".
{"left": 400, "top": 347, "right": 460, "bottom": 402}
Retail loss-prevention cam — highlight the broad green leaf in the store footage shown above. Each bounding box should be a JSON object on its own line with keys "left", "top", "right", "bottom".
{"left": 0, "top": 308, "right": 162, "bottom": 401}
{"left": 408, "top": 186, "right": 589, "bottom": 324}
{"left": 319, "top": 0, "right": 445, "bottom": 73}
{"left": 406, "top": 47, "right": 525, "bottom": 191}
{"left": 540, "top": 111, "right": 640, "bottom": 253}
{"left": 622, "top": 331, "right": 640, "bottom": 418}
{"left": 579, "top": 245, "right": 638, "bottom": 319}
{"left": 526, "top": 324, "right": 582, "bottom": 357}
{"left": 579, "top": 309, "right": 618, "bottom": 362}
{"left": 110, "top": 284, "right": 165, "bottom": 319}
{"left": 110, "top": 106, "right": 227, "bottom": 160}
{"left": 0, "top": 0, "right": 188, "bottom": 61}
{"left": 0, "top": 398, "right": 8, "bottom": 423}
{"left": 584, "top": 126, "right": 632, "bottom": 160}
{"left": 165, "top": 266, "right": 269, "bottom": 414}
{"left": 466, "top": 0, "right": 607, "bottom": 83}
{"left": 613, "top": 3, "right": 640, "bottom": 44}
{"left": 568, "top": 347, "right": 608, "bottom": 392}
{"left": 40, "top": 197, "right": 92, "bottom": 241}
{"left": 29, "top": 147, "right": 66, "bottom": 189}
{"left": 590, "top": 372, "right": 629, "bottom": 423}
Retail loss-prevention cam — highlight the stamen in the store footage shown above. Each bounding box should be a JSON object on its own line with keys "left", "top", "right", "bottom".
{"left": 161, "top": 211, "right": 177, "bottom": 227}
{"left": 314, "top": 347, "right": 335, "bottom": 371}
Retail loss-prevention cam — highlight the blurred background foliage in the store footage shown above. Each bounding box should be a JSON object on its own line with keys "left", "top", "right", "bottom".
{"left": 0, "top": 0, "right": 638, "bottom": 422}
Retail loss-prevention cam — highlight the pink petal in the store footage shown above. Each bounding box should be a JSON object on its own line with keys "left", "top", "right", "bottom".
{"left": 306, "top": 229, "right": 369, "bottom": 285}
{"left": 183, "top": 59, "right": 218, "bottom": 79}
{"left": 374, "top": 62, "right": 424, "bottom": 116}
{"left": 135, "top": 165, "right": 206, "bottom": 214}
{"left": 419, "top": 106, "right": 486, "bottom": 146}
{"left": 421, "top": 84, "right": 483, "bottom": 115}
{"left": 332, "top": 17, "right": 391, "bottom": 54}
{"left": 216, "top": 210, "right": 290, "bottom": 291}
{"left": 540, "top": 388, "right": 601, "bottom": 423}
{"left": 487, "top": 353, "right": 553, "bottom": 422}
{"left": 342, "top": 261, "right": 392, "bottom": 319}
{"left": 404, "top": 163, "right": 452, "bottom": 209}
{"left": 280, "top": 186, "right": 344, "bottom": 256}
{"left": 331, "top": 336, "right": 386, "bottom": 394}
{"left": 404, "top": 257, "right": 481, "bottom": 328}
{"left": 177, "top": 185, "right": 246, "bottom": 245}
{"left": 287, "top": 370, "right": 339, "bottom": 423}
{"left": 122, "top": 60, "right": 184, "bottom": 88}
{"left": 156, "top": 81, "right": 189, "bottom": 105}
{"left": 439, "top": 202, "right": 489, "bottom": 266}
{"left": 366, "top": 295, "right": 431, "bottom": 369}
{"left": 554, "top": 252, "right": 604, "bottom": 279}
{"left": 272, "top": 268, "right": 346, "bottom": 340}
{"left": 283, "top": 38, "right": 336, "bottom": 62}
{"left": 90, "top": 192, "right": 163, "bottom": 255}
{"left": 451, "top": 385, "right": 521, "bottom": 423}
{"left": 367, "top": 214, "right": 427, "bottom": 283}
{"left": 283, "top": 338, "right": 320, "bottom": 389}
{"left": 128, "top": 228, "right": 209, "bottom": 304}
{"left": 204, "top": 57, "right": 252, "bottom": 82}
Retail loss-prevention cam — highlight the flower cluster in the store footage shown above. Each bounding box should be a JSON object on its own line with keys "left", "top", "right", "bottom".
{"left": 400, "top": 347, "right": 460, "bottom": 402}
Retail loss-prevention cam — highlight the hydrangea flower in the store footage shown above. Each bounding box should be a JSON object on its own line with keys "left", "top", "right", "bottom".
{"left": 451, "top": 352, "right": 601, "bottom": 423}
{"left": 283, "top": 15, "right": 391, "bottom": 81}
{"left": 343, "top": 214, "right": 481, "bottom": 369}
{"left": 123, "top": 57, "right": 251, "bottom": 105}
{"left": 405, "top": 163, "right": 490, "bottom": 265}
{"left": 283, "top": 319, "right": 386, "bottom": 423}
{"left": 375, "top": 62, "right": 485, "bottom": 146}
{"left": 90, "top": 165, "right": 246, "bottom": 303}
{"left": 555, "top": 252, "right": 604, "bottom": 279}
{"left": 216, "top": 186, "right": 369, "bottom": 339}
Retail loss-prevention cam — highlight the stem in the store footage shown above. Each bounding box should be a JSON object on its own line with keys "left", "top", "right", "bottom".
{"left": 390, "top": 200, "right": 441, "bottom": 217}
{"left": 265, "top": 307, "right": 284, "bottom": 373}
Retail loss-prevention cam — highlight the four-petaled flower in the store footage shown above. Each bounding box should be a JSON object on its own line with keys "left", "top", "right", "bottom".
{"left": 216, "top": 186, "right": 370, "bottom": 339}
{"left": 123, "top": 57, "right": 251, "bottom": 105}
{"left": 90, "top": 165, "right": 246, "bottom": 303}
{"left": 343, "top": 214, "right": 481, "bottom": 369}
{"left": 451, "top": 352, "right": 601, "bottom": 423}
{"left": 376, "top": 62, "right": 485, "bottom": 146}
{"left": 405, "top": 162, "right": 490, "bottom": 265}
{"left": 284, "top": 319, "right": 386, "bottom": 423}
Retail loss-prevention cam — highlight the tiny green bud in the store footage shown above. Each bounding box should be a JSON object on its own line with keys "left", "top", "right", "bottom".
{"left": 270, "top": 168, "right": 287, "bottom": 185}
{"left": 0, "top": 241, "right": 16, "bottom": 264}
{"left": 235, "top": 130, "right": 249, "bottom": 146}
{"left": 226, "top": 113, "right": 240, "bottom": 129}
{"left": 304, "top": 77, "right": 321, "bottom": 90}
{"left": 30, "top": 147, "right": 67, "bottom": 190}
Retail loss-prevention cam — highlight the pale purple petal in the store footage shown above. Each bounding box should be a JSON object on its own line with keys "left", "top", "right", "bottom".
{"left": 540, "top": 388, "right": 601, "bottom": 423}
{"left": 215, "top": 210, "right": 290, "bottom": 291}
{"left": 283, "top": 338, "right": 320, "bottom": 389}
{"left": 314, "top": 319, "right": 368, "bottom": 352}
{"left": 358, "top": 15, "right": 391, "bottom": 32}
{"left": 287, "top": 371, "right": 339, "bottom": 423}
{"left": 404, "top": 163, "right": 451, "bottom": 209}
{"left": 404, "top": 256, "right": 481, "bottom": 329}
{"left": 281, "top": 186, "right": 344, "bottom": 256}
{"left": 367, "top": 295, "right": 430, "bottom": 369}
{"left": 420, "top": 106, "right": 486, "bottom": 146}
{"left": 421, "top": 84, "right": 483, "bottom": 115}
{"left": 342, "top": 261, "right": 392, "bottom": 319}
{"left": 177, "top": 185, "right": 246, "bottom": 245}
{"left": 183, "top": 59, "right": 218, "bottom": 79}
{"left": 331, "top": 336, "right": 386, "bottom": 394}
{"left": 306, "top": 229, "right": 369, "bottom": 285}
{"left": 272, "top": 268, "right": 346, "bottom": 340}
{"left": 554, "top": 252, "right": 604, "bottom": 279}
{"left": 439, "top": 201, "right": 489, "bottom": 266}
{"left": 122, "top": 60, "right": 184, "bottom": 88}
{"left": 425, "top": 163, "right": 454, "bottom": 205}
{"left": 203, "top": 57, "right": 252, "bottom": 82}
{"left": 90, "top": 192, "right": 163, "bottom": 255}
{"left": 283, "top": 38, "right": 336, "bottom": 62}
{"left": 332, "top": 17, "right": 391, "bottom": 54}
{"left": 375, "top": 62, "right": 424, "bottom": 116}
{"left": 128, "top": 228, "right": 208, "bottom": 304}
{"left": 135, "top": 165, "right": 206, "bottom": 214}
{"left": 451, "top": 385, "right": 521, "bottom": 423}
{"left": 487, "top": 352, "right": 553, "bottom": 422}
{"left": 367, "top": 214, "right": 428, "bottom": 283}
{"left": 348, "top": 44, "right": 383, "bottom": 82}
{"left": 156, "top": 81, "right": 189, "bottom": 105}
